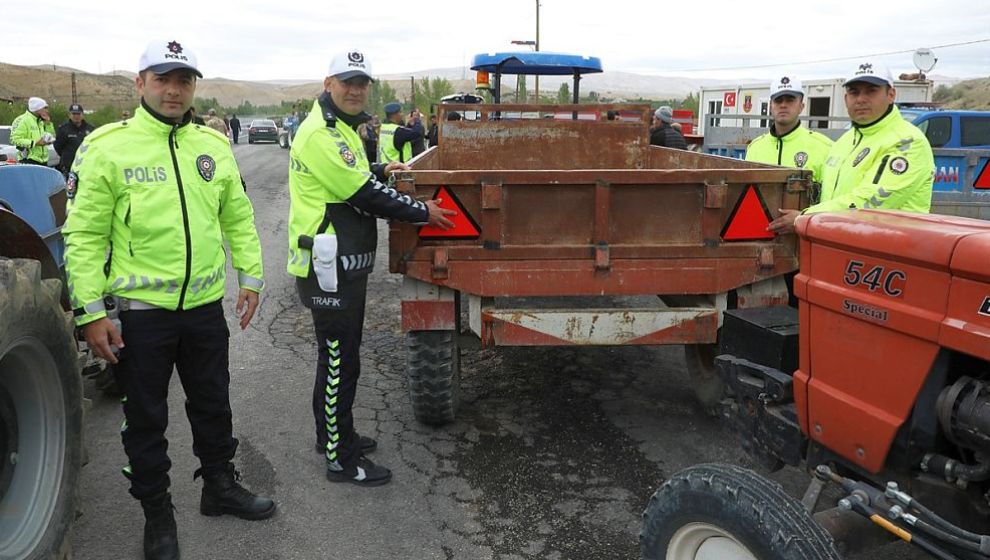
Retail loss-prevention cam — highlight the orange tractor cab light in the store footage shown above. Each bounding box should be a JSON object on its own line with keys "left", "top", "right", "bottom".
{"left": 475, "top": 71, "right": 491, "bottom": 90}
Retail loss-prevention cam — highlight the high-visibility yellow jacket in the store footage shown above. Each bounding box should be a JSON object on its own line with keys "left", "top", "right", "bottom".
{"left": 10, "top": 110, "right": 56, "bottom": 164}
{"left": 287, "top": 96, "right": 428, "bottom": 279}
{"left": 378, "top": 122, "right": 412, "bottom": 164}
{"left": 806, "top": 105, "right": 934, "bottom": 214}
{"left": 745, "top": 124, "right": 833, "bottom": 184}
{"left": 63, "top": 104, "right": 264, "bottom": 326}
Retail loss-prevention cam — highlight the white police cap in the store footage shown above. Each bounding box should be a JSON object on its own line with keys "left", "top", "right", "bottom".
{"left": 843, "top": 60, "right": 894, "bottom": 88}
{"left": 770, "top": 76, "right": 803, "bottom": 100}
{"left": 328, "top": 50, "right": 374, "bottom": 81}
{"left": 139, "top": 39, "right": 202, "bottom": 78}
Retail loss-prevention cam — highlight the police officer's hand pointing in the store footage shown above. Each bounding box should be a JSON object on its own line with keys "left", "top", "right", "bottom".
{"left": 426, "top": 199, "right": 456, "bottom": 229}
{"left": 83, "top": 317, "right": 124, "bottom": 364}
{"left": 236, "top": 288, "right": 259, "bottom": 330}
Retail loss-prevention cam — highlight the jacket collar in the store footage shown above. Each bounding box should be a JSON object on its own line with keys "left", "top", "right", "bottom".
{"left": 770, "top": 122, "right": 802, "bottom": 140}
{"left": 317, "top": 91, "right": 370, "bottom": 131}
{"left": 135, "top": 98, "right": 193, "bottom": 134}
{"left": 852, "top": 104, "right": 897, "bottom": 135}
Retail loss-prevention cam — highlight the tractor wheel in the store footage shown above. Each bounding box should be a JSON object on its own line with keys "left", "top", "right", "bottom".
{"left": 0, "top": 258, "right": 82, "bottom": 560}
{"left": 640, "top": 463, "right": 839, "bottom": 560}
{"left": 684, "top": 343, "right": 726, "bottom": 414}
{"left": 406, "top": 330, "right": 460, "bottom": 426}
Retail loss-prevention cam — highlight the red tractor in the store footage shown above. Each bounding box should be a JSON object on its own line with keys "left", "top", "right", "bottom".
{"left": 641, "top": 210, "right": 990, "bottom": 560}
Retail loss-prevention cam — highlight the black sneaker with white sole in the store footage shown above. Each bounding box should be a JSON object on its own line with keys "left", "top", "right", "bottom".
{"left": 326, "top": 455, "right": 392, "bottom": 487}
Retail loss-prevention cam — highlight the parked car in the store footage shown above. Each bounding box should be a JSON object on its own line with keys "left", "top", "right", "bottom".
{"left": 0, "top": 126, "right": 20, "bottom": 163}
{"left": 0, "top": 125, "right": 61, "bottom": 166}
{"left": 247, "top": 119, "right": 278, "bottom": 144}
{"left": 911, "top": 110, "right": 990, "bottom": 149}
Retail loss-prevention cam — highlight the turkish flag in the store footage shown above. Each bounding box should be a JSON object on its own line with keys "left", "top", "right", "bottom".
{"left": 724, "top": 92, "right": 737, "bottom": 108}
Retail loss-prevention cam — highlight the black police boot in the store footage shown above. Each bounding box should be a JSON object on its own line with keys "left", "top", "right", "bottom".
{"left": 326, "top": 455, "right": 392, "bottom": 487}
{"left": 140, "top": 492, "right": 179, "bottom": 560}
{"left": 197, "top": 464, "right": 276, "bottom": 520}
{"left": 315, "top": 434, "right": 377, "bottom": 455}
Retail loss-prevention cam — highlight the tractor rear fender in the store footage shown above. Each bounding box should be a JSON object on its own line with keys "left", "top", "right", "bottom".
{"left": 0, "top": 208, "right": 64, "bottom": 290}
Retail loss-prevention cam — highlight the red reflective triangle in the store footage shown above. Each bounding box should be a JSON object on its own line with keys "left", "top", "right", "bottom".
{"left": 721, "top": 185, "right": 776, "bottom": 241}
{"left": 418, "top": 185, "right": 481, "bottom": 240}
{"left": 975, "top": 160, "right": 990, "bottom": 190}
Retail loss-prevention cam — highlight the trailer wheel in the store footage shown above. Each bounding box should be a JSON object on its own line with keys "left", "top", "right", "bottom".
{"left": 0, "top": 259, "right": 82, "bottom": 560}
{"left": 640, "top": 463, "right": 839, "bottom": 560}
{"left": 684, "top": 343, "right": 726, "bottom": 414}
{"left": 406, "top": 330, "right": 460, "bottom": 426}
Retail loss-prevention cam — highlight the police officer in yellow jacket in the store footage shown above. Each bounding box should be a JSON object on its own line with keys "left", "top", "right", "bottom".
{"left": 10, "top": 97, "right": 56, "bottom": 165}
{"left": 768, "top": 61, "right": 934, "bottom": 234}
{"left": 288, "top": 49, "right": 454, "bottom": 487}
{"left": 378, "top": 102, "right": 424, "bottom": 164}
{"left": 63, "top": 40, "right": 274, "bottom": 560}
{"left": 745, "top": 76, "right": 833, "bottom": 183}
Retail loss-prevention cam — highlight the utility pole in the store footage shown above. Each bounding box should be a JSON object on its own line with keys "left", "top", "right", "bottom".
{"left": 410, "top": 76, "right": 415, "bottom": 109}
{"left": 71, "top": 72, "right": 78, "bottom": 104}
{"left": 534, "top": 0, "right": 540, "bottom": 104}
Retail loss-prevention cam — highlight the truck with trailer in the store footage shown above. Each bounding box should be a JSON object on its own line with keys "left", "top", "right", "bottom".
{"left": 387, "top": 51, "right": 816, "bottom": 425}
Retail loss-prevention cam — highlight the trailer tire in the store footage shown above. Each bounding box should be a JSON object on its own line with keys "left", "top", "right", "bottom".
{"left": 683, "top": 343, "right": 726, "bottom": 414}
{"left": 406, "top": 330, "right": 460, "bottom": 426}
{"left": 640, "top": 463, "right": 839, "bottom": 560}
{"left": 0, "top": 258, "right": 82, "bottom": 560}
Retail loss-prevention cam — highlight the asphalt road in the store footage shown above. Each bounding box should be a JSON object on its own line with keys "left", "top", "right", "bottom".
{"left": 70, "top": 139, "right": 922, "bottom": 559}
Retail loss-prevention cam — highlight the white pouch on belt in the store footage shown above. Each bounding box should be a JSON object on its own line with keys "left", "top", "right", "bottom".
{"left": 312, "top": 233, "right": 338, "bottom": 292}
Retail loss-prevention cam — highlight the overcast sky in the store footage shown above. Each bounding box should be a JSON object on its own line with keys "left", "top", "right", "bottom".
{"left": 6, "top": 0, "right": 989, "bottom": 83}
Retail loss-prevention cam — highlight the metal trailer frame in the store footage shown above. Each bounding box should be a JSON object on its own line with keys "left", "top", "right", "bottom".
{"left": 390, "top": 103, "right": 806, "bottom": 352}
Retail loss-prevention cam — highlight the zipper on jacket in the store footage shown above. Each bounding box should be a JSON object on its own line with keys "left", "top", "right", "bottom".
{"left": 776, "top": 138, "right": 783, "bottom": 166}
{"left": 831, "top": 129, "right": 866, "bottom": 198}
{"left": 168, "top": 124, "right": 194, "bottom": 310}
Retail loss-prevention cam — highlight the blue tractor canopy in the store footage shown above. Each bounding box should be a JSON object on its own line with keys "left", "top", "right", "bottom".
{"left": 470, "top": 51, "right": 603, "bottom": 104}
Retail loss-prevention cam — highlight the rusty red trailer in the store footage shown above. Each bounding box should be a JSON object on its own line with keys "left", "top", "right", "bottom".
{"left": 390, "top": 103, "right": 811, "bottom": 424}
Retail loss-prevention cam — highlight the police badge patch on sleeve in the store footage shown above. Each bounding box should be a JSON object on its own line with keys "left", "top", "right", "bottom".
{"left": 66, "top": 172, "right": 79, "bottom": 199}
{"left": 889, "top": 157, "right": 909, "bottom": 175}
{"left": 794, "top": 151, "right": 809, "bottom": 167}
{"left": 852, "top": 148, "right": 871, "bottom": 167}
{"left": 339, "top": 146, "right": 357, "bottom": 167}
{"left": 196, "top": 155, "right": 216, "bottom": 182}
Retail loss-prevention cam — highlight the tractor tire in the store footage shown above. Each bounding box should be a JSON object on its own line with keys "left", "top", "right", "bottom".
{"left": 406, "top": 330, "right": 460, "bottom": 426}
{"left": 640, "top": 463, "right": 840, "bottom": 560}
{"left": 0, "top": 259, "right": 82, "bottom": 560}
{"left": 683, "top": 343, "right": 726, "bottom": 415}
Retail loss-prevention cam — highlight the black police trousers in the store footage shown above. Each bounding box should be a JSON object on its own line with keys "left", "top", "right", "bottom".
{"left": 310, "top": 281, "right": 367, "bottom": 471}
{"left": 115, "top": 301, "right": 237, "bottom": 500}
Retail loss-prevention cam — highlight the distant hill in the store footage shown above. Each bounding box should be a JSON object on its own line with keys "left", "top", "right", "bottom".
{"left": 4, "top": 60, "right": 982, "bottom": 112}
{"left": 1, "top": 60, "right": 736, "bottom": 110}
{"left": 936, "top": 77, "right": 990, "bottom": 110}
{"left": 1, "top": 62, "right": 137, "bottom": 109}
